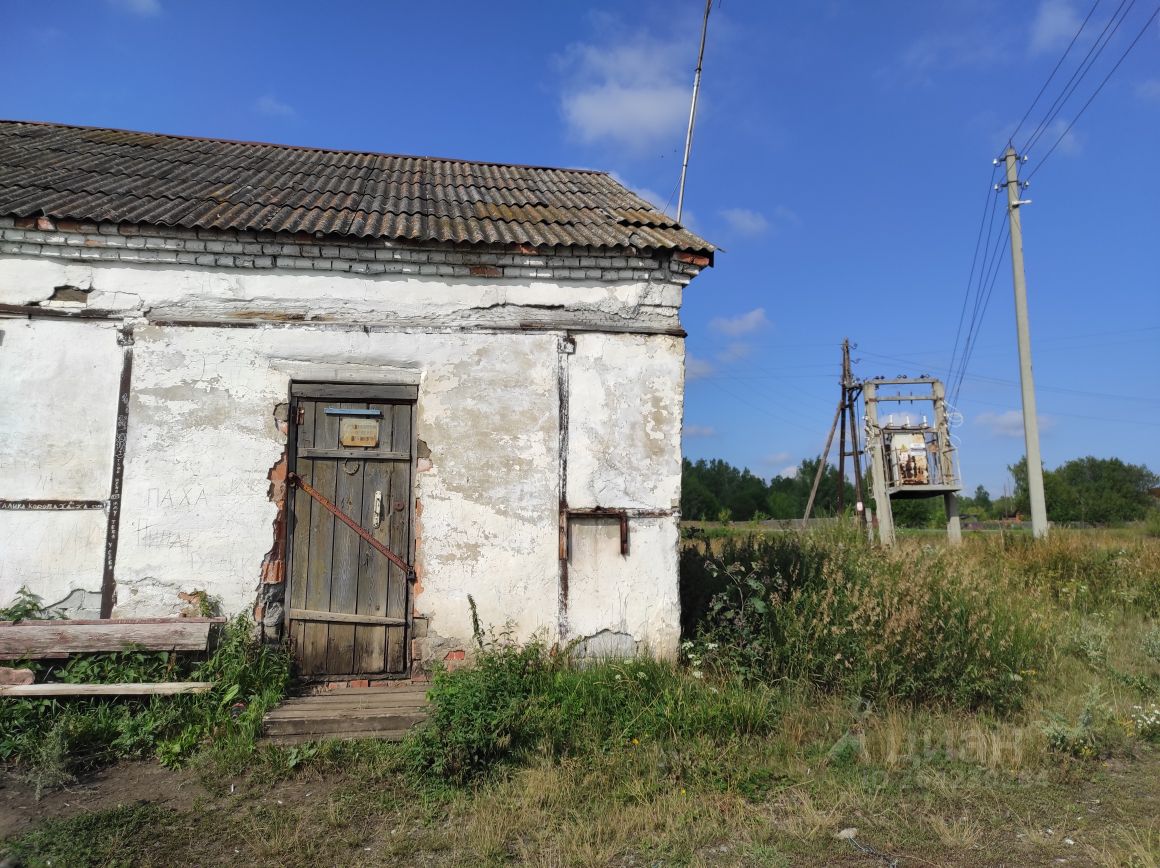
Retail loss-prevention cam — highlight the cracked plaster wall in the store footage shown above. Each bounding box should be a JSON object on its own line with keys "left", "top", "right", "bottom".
{"left": 0, "top": 257, "right": 682, "bottom": 330}
{"left": 1, "top": 256, "right": 687, "bottom": 658}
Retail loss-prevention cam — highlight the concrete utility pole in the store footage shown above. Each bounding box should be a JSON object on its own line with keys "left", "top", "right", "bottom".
{"left": 861, "top": 380, "right": 895, "bottom": 547}
{"left": 932, "top": 379, "right": 962, "bottom": 545}
{"left": 1001, "top": 146, "right": 1049, "bottom": 539}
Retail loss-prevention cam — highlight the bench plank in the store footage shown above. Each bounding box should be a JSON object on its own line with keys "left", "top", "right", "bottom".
{"left": 0, "top": 618, "right": 224, "bottom": 660}
{"left": 0, "top": 681, "right": 214, "bottom": 697}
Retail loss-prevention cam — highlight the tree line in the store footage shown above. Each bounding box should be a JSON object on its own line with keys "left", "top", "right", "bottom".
{"left": 681, "top": 457, "right": 855, "bottom": 522}
{"left": 682, "top": 454, "right": 1158, "bottom": 526}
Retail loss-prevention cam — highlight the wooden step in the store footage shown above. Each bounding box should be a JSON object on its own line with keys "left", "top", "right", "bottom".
{"left": 261, "top": 687, "right": 430, "bottom": 744}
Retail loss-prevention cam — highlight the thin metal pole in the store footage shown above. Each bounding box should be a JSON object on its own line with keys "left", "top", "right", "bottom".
{"left": 1002, "top": 147, "right": 1048, "bottom": 538}
{"left": 676, "top": 0, "right": 712, "bottom": 223}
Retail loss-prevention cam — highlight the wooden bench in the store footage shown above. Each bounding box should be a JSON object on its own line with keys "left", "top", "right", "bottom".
{"left": 0, "top": 617, "right": 224, "bottom": 697}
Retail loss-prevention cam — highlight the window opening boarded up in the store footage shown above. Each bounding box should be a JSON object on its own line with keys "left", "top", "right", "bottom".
{"left": 286, "top": 384, "right": 416, "bottom": 677}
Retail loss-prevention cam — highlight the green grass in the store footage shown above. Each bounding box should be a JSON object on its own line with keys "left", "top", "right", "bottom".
{"left": 4, "top": 529, "right": 1160, "bottom": 866}
{"left": 0, "top": 616, "right": 290, "bottom": 792}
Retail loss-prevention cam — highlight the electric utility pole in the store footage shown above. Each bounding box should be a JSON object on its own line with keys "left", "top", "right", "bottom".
{"left": 676, "top": 0, "right": 711, "bottom": 223}
{"left": 804, "top": 339, "right": 866, "bottom": 527}
{"left": 1000, "top": 146, "right": 1048, "bottom": 539}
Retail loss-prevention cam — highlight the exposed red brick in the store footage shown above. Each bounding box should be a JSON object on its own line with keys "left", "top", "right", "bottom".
{"left": 55, "top": 219, "right": 81, "bottom": 232}
{"left": 13, "top": 216, "right": 37, "bottom": 229}
{"left": 675, "top": 251, "right": 710, "bottom": 267}
{"left": 349, "top": 679, "right": 370, "bottom": 688}
{"left": 511, "top": 243, "right": 538, "bottom": 255}
{"left": 444, "top": 649, "right": 466, "bottom": 661}
{"left": 35, "top": 216, "right": 55, "bottom": 231}
{"left": 118, "top": 224, "right": 140, "bottom": 236}
{"left": 469, "top": 264, "right": 501, "bottom": 278}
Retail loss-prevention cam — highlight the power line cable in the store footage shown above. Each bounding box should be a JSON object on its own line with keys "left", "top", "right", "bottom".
{"left": 1008, "top": 0, "right": 1104, "bottom": 146}
{"left": 951, "top": 192, "right": 1010, "bottom": 405}
{"left": 951, "top": 226, "right": 1011, "bottom": 407}
{"left": 1027, "top": 2, "right": 1160, "bottom": 179}
{"left": 1022, "top": 0, "right": 1137, "bottom": 154}
{"left": 948, "top": 182, "right": 1005, "bottom": 393}
{"left": 947, "top": 166, "right": 1001, "bottom": 383}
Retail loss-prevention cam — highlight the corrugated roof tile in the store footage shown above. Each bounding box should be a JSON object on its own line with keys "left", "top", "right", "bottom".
{"left": 0, "top": 121, "right": 713, "bottom": 257}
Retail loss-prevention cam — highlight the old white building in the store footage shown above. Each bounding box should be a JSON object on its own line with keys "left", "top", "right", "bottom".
{"left": 0, "top": 121, "right": 712, "bottom": 677}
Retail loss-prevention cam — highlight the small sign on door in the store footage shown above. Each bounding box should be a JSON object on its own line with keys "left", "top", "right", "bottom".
{"left": 339, "top": 417, "right": 380, "bottom": 448}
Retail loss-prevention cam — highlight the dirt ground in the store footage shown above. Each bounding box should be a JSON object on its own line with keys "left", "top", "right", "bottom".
{"left": 2, "top": 746, "right": 1159, "bottom": 866}
{"left": 0, "top": 763, "right": 201, "bottom": 839}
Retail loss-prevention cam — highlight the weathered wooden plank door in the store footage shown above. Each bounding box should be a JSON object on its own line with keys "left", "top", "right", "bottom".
{"left": 286, "top": 383, "right": 416, "bottom": 677}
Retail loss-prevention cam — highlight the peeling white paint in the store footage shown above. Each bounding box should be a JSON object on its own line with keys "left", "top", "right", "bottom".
{"left": 1, "top": 259, "right": 687, "bottom": 661}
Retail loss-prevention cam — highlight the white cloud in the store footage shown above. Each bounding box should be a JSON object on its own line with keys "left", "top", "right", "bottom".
{"left": 719, "top": 208, "right": 769, "bottom": 236}
{"left": 764, "top": 451, "right": 792, "bottom": 465}
{"left": 684, "top": 424, "right": 717, "bottom": 438}
{"left": 710, "top": 308, "right": 769, "bottom": 337}
{"left": 608, "top": 172, "right": 671, "bottom": 215}
{"left": 976, "top": 409, "right": 1057, "bottom": 437}
{"left": 686, "top": 354, "right": 715, "bottom": 380}
{"left": 719, "top": 205, "right": 800, "bottom": 237}
{"left": 886, "top": 30, "right": 1006, "bottom": 87}
{"left": 716, "top": 341, "right": 752, "bottom": 364}
{"left": 771, "top": 205, "right": 802, "bottom": 227}
{"left": 1030, "top": 0, "right": 1081, "bottom": 55}
{"left": 778, "top": 464, "right": 800, "bottom": 479}
{"left": 108, "top": 0, "right": 160, "bottom": 15}
{"left": 255, "top": 95, "right": 297, "bottom": 119}
{"left": 1136, "top": 79, "right": 1160, "bottom": 102}
{"left": 558, "top": 31, "right": 693, "bottom": 152}
{"left": 1042, "top": 118, "right": 1082, "bottom": 155}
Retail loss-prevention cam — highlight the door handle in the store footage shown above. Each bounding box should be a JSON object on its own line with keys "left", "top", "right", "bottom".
{"left": 372, "top": 490, "right": 383, "bottom": 529}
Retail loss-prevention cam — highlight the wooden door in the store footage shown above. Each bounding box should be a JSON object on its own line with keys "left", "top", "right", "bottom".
{"left": 286, "top": 383, "right": 416, "bottom": 677}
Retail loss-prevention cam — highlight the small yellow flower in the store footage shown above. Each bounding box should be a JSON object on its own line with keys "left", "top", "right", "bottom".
{"left": 631, "top": 738, "right": 639, "bottom": 746}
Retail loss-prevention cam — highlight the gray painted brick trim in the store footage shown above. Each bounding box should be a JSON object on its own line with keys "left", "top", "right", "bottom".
{"left": 0, "top": 219, "right": 703, "bottom": 286}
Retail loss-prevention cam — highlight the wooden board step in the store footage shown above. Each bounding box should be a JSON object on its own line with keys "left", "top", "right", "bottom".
{"left": 261, "top": 686, "right": 430, "bottom": 745}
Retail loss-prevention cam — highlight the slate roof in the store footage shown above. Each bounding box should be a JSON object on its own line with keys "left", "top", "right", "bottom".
{"left": 0, "top": 121, "right": 713, "bottom": 256}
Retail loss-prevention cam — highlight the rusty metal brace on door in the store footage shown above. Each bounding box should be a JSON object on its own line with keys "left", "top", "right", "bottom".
{"left": 287, "top": 472, "right": 416, "bottom": 583}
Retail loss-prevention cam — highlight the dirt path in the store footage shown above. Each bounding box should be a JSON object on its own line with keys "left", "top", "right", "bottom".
{"left": 0, "top": 762, "right": 208, "bottom": 839}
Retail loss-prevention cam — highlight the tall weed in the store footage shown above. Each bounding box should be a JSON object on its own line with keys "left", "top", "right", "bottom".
{"left": 984, "top": 532, "right": 1160, "bottom": 614}
{"left": 690, "top": 531, "right": 1051, "bottom": 712}
{"left": 406, "top": 637, "right": 781, "bottom": 784}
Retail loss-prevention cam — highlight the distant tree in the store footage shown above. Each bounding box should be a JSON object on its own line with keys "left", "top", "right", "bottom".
{"left": 1009, "top": 455, "right": 1158, "bottom": 524}
{"left": 891, "top": 497, "right": 946, "bottom": 528}
{"left": 680, "top": 464, "right": 721, "bottom": 520}
{"left": 972, "top": 484, "right": 993, "bottom": 515}
{"left": 680, "top": 455, "right": 855, "bottom": 521}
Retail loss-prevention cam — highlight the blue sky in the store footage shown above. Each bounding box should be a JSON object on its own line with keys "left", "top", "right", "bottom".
{"left": 2, "top": 0, "right": 1157, "bottom": 497}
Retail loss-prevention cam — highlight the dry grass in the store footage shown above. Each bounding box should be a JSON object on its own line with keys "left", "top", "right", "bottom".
{"left": 4, "top": 528, "right": 1159, "bottom": 866}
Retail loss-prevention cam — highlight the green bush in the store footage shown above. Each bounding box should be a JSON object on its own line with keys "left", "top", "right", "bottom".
{"left": 405, "top": 637, "right": 781, "bottom": 785}
{"left": 688, "top": 532, "right": 1051, "bottom": 712}
{"left": 1144, "top": 509, "right": 1160, "bottom": 539}
{"left": 1042, "top": 690, "right": 1127, "bottom": 759}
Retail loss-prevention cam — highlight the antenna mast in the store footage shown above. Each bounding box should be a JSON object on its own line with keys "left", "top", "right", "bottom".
{"left": 676, "top": 0, "right": 712, "bottom": 223}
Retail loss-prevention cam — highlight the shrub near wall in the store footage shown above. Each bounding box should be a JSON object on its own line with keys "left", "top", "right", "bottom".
{"left": 689, "top": 532, "right": 1052, "bottom": 712}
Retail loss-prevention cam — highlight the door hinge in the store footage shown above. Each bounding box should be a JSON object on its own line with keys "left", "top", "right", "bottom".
{"left": 295, "top": 405, "right": 305, "bottom": 425}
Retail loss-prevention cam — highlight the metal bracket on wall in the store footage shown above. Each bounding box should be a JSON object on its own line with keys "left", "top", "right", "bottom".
{"left": 565, "top": 508, "right": 629, "bottom": 559}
